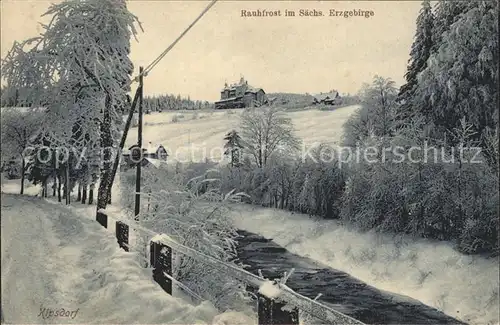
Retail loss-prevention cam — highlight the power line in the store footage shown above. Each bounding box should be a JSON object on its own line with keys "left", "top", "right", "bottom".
{"left": 130, "top": 0, "right": 218, "bottom": 85}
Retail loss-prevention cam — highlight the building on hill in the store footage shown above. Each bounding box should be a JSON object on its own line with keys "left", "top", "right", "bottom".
{"left": 215, "top": 77, "right": 267, "bottom": 109}
{"left": 312, "top": 91, "right": 342, "bottom": 105}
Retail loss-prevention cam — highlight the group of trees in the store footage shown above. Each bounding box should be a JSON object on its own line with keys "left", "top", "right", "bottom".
{"left": 1, "top": 88, "right": 28, "bottom": 107}
{"left": 214, "top": 0, "right": 498, "bottom": 255}
{"left": 143, "top": 94, "right": 213, "bottom": 112}
{"left": 1, "top": 0, "right": 141, "bottom": 210}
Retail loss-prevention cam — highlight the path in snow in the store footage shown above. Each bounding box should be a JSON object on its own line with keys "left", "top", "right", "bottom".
{"left": 0, "top": 193, "right": 252, "bottom": 324}
{"left": 235, "top": 230, "right": 466, "bottom": 325}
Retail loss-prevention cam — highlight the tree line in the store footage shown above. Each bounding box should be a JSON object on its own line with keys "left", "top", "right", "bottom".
{"left": 143, "top": 94, "right": 213, "bottom": 112}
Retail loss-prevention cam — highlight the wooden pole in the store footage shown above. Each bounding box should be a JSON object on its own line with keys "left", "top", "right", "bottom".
{"left": 116, "top": 221, "right": 129, "bottom": 252}
{"left": 134, "top": 66, "right": 144, "bottom": 221}
{"left": 103, "top": 84, "right": 142, "bottom": 207}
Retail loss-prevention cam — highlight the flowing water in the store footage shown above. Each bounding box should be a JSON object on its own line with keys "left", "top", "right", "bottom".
{"left": 235, "top": 229, "right": 467, "bottom": 325}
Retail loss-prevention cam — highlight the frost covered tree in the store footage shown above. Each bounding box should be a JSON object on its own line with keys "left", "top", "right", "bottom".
{"left": 240, "top": 106, "right": 301, "bottom": 168}
{"left": 343, "top": 76, "right": 398, "bottom": 146}
{"left": 223, "top": 130, "right": 244, "bottom": 167}
{"left": 396, "top": 0, "right": 434, "bottom": 123}
{"left": 339, "top": 2, "right": 499, "bottom": 253}
{"left": 119, "top": 166, "right": 251, "bottom": 310}
{"left": 0, "top": 108, "right": 43, "bottom": 194}
{"left": 431, "top": 0, "right": 469, "bottom": 54}
{"left": 417, "top": 0, "right": 498, "bottom": 143}
{"left": 1, "top": 0, "right": 142, "bottom": 208}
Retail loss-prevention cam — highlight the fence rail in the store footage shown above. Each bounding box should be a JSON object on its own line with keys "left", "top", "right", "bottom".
{"left": 96, "top": 211, "right": 365, "bottom": 325}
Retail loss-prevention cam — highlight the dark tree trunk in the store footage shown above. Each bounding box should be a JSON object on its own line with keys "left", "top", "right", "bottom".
{"left": 58, "top": 175, "right": 62, "bottom": 202}
{"left": 97, "top": 94, "right": 114, "bottom": 213}
{"left": 82, "top": 185, "right": 87, "bottom": 204}
{"left": 52, "top": 177, "right": 57, "bottom": 197}
{"left": 20, "top": 157, "right": 25, "bottom": 195}
{"left": 88, "top": 185, "right": 94, "bottom": 205}
{"left": 77, "top": 183, "right": 82, "bottom": 201}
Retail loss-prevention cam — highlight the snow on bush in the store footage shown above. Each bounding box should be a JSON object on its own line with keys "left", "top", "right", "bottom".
{"left": 119, "top": 164, "right": 252, "bottom": 312}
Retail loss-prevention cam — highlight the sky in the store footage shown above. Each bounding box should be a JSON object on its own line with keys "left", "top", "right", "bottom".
{"left": 1, "top": 0, "right": 421, "bottom": 102}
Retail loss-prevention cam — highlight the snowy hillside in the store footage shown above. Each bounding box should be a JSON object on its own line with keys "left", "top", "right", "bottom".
{"left": 124, "top": 105, "right": 360, "bottom": 163}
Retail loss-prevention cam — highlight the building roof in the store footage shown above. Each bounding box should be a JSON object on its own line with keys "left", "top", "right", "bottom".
{"left": 245, "top": 87, "right": 265, "bottom": 94}
{"left": 220, "top": 76, "right": 265, "bottom": 94}
{"left": 313, "top": 91, "right": 339, "bottom": 101}
{"left": 125, "top": 143, "right": 167, "bottom": 154}
{"left": 144, "top": 157, "right": 167, "bottom": 168}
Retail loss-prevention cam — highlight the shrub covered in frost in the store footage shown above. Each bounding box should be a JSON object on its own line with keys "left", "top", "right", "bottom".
{"left": 119, "top": 165, "right": 251, "bottom": 311}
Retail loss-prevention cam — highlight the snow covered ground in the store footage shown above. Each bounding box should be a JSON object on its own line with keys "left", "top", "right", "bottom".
{"left": 231, "top": 204, "right": 500, "bottom": 325}
{"left": 0, "top": 192, "right": 254, "bottom": 324}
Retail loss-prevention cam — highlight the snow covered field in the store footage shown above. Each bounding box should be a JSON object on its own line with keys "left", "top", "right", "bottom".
{"left": 124, "top": 106, "right": 359, "bottom": 163}
{"left": 231, "top": 204, "right": 500, "bottom": 325}
{"left": 0, "top": 193, "right": 253, "bottom": 324}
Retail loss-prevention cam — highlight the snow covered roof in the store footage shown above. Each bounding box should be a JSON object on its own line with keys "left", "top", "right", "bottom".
{"left": 144, "top": 157, "right": 166, "bottom": 168}
{"left": 124, "top": 143, "right": 168, "bottom": 155}
{"left": 313, "top": 91, "right": 339, "bottom": 101}
{"left": 146, "top": 142, "right": 168, "bottom": 153}
{"left": 220, "top": 77, "right": 265, "bottom": 94}
{"left": 245, "top": 87, "right": 265, "bottom": 94}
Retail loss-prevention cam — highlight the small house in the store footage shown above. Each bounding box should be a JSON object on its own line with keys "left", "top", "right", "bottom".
{"left": 121, "top": 143, "right": 169, "bottom": 171}
{"left": 312, "top": 91, "right": 342, "bottom": 106}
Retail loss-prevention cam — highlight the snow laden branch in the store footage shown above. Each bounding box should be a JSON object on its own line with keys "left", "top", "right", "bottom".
{"left": 1, "top": 0, "right": 142, "bottom": 151}
{"left": 240, "top": 106, "right": 301, "bottom": 168}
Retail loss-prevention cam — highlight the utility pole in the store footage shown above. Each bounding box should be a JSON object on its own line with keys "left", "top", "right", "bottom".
{"left": 134, "top": 66, "right": 144, "bottom": 221}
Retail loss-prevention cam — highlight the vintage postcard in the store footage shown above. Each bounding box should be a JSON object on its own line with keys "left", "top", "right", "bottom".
{"left": 1, "top": 0, "right": 498, "bottom": 324}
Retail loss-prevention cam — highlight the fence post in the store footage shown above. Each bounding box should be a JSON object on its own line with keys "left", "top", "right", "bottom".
{"left": 115, "top": 221, "right": 129, "bottom": 252}
{"left": 150, "top": 239, "right": 172, "bottom": 295}
{"left": 258, "top": 293, "right": 299, "bottom": 325}
{"left": 96, "top": 210, "right": 108, "bottom": 228}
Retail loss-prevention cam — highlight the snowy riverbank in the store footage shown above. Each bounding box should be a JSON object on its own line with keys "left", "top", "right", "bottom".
{"left": 231, "top": 204, "right": 499, "bottom": 325}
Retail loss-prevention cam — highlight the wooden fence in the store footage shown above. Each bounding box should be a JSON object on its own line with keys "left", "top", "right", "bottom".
{"left": 95, "top": 211, "right": 365, "bottom": 325}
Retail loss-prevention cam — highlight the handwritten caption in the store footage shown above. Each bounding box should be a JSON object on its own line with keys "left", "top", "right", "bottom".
{"left": 38, "top": 306, "right": 79, "bottom": 320}
{"left": 241, "top": 9, "right": 375, "bottom": 18}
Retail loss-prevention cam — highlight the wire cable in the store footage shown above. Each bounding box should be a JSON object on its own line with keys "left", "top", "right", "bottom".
{"left": 130, "top": 0, "right": 218, "bottom": 85}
